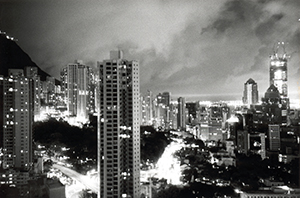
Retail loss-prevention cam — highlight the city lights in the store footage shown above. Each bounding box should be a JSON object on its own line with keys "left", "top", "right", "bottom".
{"left": 0, "top": 7, "right": 299, "bottom": 197}
{"left": 141, "top": 140, "right": 184, "bottom": 185}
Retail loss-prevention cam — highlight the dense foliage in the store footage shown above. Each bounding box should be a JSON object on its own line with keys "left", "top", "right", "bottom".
{"left": 140, "top": 126, "right": 171, "bottom": 163}
{"left": 34, "top": 121, "right": 172, "bottom": 172}
{"left": 33, "top": 118, "right": 97, "bottom": 163}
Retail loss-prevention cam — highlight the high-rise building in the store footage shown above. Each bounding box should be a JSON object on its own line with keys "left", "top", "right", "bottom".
{"left": 97, "top": 51, "right": 140, "bottom": 198}
{"left": 169, "top": 102, "right": 178, "bottom": 130}
{"left": 3, "top": 69, "right": 33, "bottom": 170}
{"left": 263, "top": 84, "right": 288, "bottom": 125}
{"left": 46, "top": 76, "right": 56, "bottom": 104}
{"left": 186, "top": 102, "right": 200, "bottom": 124}
{"left": 242, "top": 78, "right": 258, "bottom": 107}
{"left": 146, "top": 90, "right": 153, "bottom": 124}
{"left": 61, "top": 60, "right": 94, "bottom": 119}
{"left": 249, "top": 133, "right": 266, "bottom": 160}
{"left": 140, "top": 90, "right": 153, "bottom": 126}
{"left": 1, "top": 69, "right": 40, "bottom": 197}
{"left": 177, "top": 97, "right": 186, "bottom": 130}
{"left": 25, "top": 66, "right": 41, "bottom": 121}
{"left": 0, "top": 75, "right": 4, "bottom": 148}
{"left": 160, "top": 92, "right": 171, "bottom": 107}
{"left": 269, "top": 42, "right": 288, "bottom": 98}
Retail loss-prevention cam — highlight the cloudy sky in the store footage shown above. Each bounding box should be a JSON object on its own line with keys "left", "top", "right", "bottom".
{"left": 1, "top": 0, "right": 300, "bottom": 101}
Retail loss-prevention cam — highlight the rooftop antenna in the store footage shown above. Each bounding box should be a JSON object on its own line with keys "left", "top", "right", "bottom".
{"left": 271, "top": 41, "right": 289, "bottom": 60}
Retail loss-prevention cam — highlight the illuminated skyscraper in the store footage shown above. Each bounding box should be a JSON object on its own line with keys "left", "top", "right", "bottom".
{"left": 97, "top": 51, "right": 140, "bottom": 198}
{"left": 145, "top": 90, "right": 153, "bottom": 125}
{"left": 269, "top": 42, "right": 288, "bottom": 98}
{"left": 61, "top": 60, "right": 93, "bottom": 119}
{"left": 242, "top": 78, "right": 258, "bottom": 107}
{"left": 3, "top": 69, "right": 33, "bottom": 170}
{"left": 141, "top": 90, "right": 154, "bottom": 126}
{"left": 25, "top": 66, "right": 41, "bottom": 121}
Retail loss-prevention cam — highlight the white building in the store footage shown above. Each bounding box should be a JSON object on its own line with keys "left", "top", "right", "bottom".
{"left": 61, "top": 60, "right": 94, "bottom": 119}
{"left": 97, "top": 50, "right": 140, "bottom": 198}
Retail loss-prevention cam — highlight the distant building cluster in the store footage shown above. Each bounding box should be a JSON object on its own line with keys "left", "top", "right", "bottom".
{"left": 140, "top": 42, "right": 300, "bottom": 197}
{"left": 142, "top": 42, "right": 299, "bottom": 158}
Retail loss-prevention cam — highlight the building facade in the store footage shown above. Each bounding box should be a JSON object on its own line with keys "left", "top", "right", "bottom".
{"left": 268, "top": 124, "right": 281, "bottom": 151}
{"left": 177, "top": 97, "right": 186, "bottom": 130}
{"left": 3, "top": 69, "right": 33, "bottom": 170}
{"left": 97, "top": 51, "right": 140, "bottom": 198}
{"left": 269, "top": 42, "right": 288, "bottom": 98}
{"left": 61, "top": 60, "right": 94, "bottom": 119}
{"left": 242, "top": 78, "right": 258, "bottom": 107}
{"left": 2, "top": 69, "right": 34, "bottom": 197}
{"left": 24, "top": 66, "right": 41, "bottom": 121}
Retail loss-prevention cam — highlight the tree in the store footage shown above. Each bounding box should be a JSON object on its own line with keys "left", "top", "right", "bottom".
{"left": 79, "top": 189, "right": 97, "bottom": 198}
{"left": 155, "top": 185, "right": 181, "bottom": 198}
{"left": 140, "top": 128, "right": 170, "bottom": 163}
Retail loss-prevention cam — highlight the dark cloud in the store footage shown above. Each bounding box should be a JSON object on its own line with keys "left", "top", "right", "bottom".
{"left": 1, "top": 0, "right": 299, "bottom": 101}
{"left": 136, "top": 0, "right": 300, "bottom": 99}
{"left": 201, "top": 0, "right": 262, "bottom": 35}
{"left": 255, "top": 13, "right": 284, "bottom": 43}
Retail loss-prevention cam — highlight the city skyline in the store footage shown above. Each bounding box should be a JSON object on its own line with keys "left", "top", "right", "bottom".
{"left": 1, "top": 0, "right": 300, "bottom": 101}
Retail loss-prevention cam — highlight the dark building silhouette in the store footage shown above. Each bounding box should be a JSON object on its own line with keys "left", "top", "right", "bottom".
{"left": 262, "top": 84, "right": 288, "bottom": 125}
{"left": 177, "top": 97, "right": 186, "bottom": 130}
{"left": 186, "top": 102, "right": 198, "bottom": 124}
{"left": 242, "top": 78, "right": 258, "bottom": 107}
{"left": 157, "top": 92, "right": 171, "bottom": 107}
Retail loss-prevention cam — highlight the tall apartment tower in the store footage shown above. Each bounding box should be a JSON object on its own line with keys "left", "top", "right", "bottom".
{"left": 3, "top": 69, "right": 33, "bottom": 170}
{"left": 25, "top": 66, "right": 41, "bottom": 121}
{"left": 269, "top": 42, "right": 288, "bottom": 98}
{"left": 146, "top": 90, "right": 153, "bottom": 125}
{"left": 177, "top": 97, "right": 186, "bottom": 130}
{"left": 140, "top": 90, "right": 154, "bottom": 126}
{"left": 242, "top": 78, "right": 258, "bottom": 107}
{"left": 45, "top": 76, "right": 56, "bottom": 105}
{"left": 97, "top": 51, "right": 140, "bottom": 198}
{"left": 162, "top": 92, "right": 171, "bottom": 106}
{"left": 157, "top": 92, "right": 171, "bottom": 107}
{"left": 61, "top": 60, "right": 93, "bottom": 118}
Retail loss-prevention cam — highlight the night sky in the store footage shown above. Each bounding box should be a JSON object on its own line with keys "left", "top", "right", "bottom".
{"left": 1, "top": 0, "right": 299, "bottom": 101}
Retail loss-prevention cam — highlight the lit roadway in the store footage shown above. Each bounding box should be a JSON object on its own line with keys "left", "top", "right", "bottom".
{"left": 141, "top": 139, "right": 184, "bottom": 185}
{"left": 53, "top": 139, "right": 183, "bottom": 196}
{"left": 52, "top": 164, "right": 99, "bottom": 194}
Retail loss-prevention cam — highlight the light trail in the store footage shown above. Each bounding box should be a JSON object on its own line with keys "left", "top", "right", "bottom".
{"left": 53, "top": 164, "right": 99, "bottom": 194}
{"left": 53, "top": 138, "right": 184, "bottom": 198}
{"left": 141, "top": 139, "right": 184, "bottom": 185}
